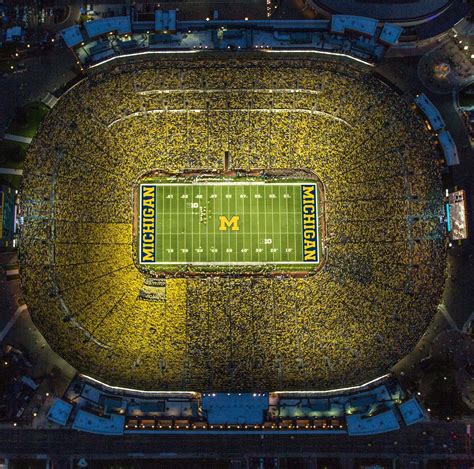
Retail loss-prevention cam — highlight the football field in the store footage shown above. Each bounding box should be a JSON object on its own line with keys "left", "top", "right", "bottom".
{"left": 138, "top": 180, "right": 321, "bottom": 271}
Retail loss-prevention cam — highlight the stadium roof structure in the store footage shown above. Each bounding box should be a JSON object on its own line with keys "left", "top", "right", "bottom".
{"left": 311, "top": 0, "right": 470, "bottom": 42}
{"left": 378, "top": 24, "right": 404, "bottom": 46}
{"left": 60, "top": 25, "right": 84, "bottom": 48}
{"left": 330, "top": 15, "right": 378, "bottom": 37}
{"left": 202, "top": 393, "right": 269, "bottom": 425}
{"left": 438, "top": 130, "right": 459, "bottom": 166}
{"left": 415, "top": 93, "right": 445, "bottom": 131}
{"left": 346, "top": 410, "right": 400, "bottom": 435}
{"left": 72, "top": 410, "right": 125, "bottom": 435}
{"left": 47, "top": 399, "right": 73, "bottom": 426}
{"left": 313, "top": 0, "right": 452, "bottom": 23}
{"left": 399, "top": 397, "right": 427, "bottom": 426}
{"left": 84, "top": 16, "right": 132, "bottom": 39}
{"left": 155, "top": 10, "right": 177, "bottom": 33}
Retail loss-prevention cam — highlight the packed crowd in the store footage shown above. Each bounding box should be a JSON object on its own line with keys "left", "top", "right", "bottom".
{"left": 19, "top": 57, "right": 447, "bottom": 391}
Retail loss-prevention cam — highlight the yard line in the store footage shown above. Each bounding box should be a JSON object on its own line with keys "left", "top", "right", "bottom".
{"left": 176, "top": 185, "right": 180, "bottom": 263}
{"left": 202, "top": 185, "right": 206, "bottom": 263}
{"left": 245, "top": 184, "right": 251, "bottom": 262}
{"left": 234, "top": 184, "right": 238, "bottom": 262}
{"left": 278, "top": 185, "right": 282, "bottom": 262}
{"left": 212, "top": 186, "right": 216, "bottom": 263}
{"left": 256, "top": 186, "right": 260, "bottom": 264}
{"left": 172, "top": 186, "right": 176, "bottom": 261}
{"left": 284, "top": 186, "right": 289, "bottom": 261}
{"left": 263, "top": 186, "right": 267, "bottom": 263}
{"left": 191, "top": 184, "right": 195, "bottom": 263}
{"left": 185, "top": 186, "right": 189, "bottom": 263}
{"left": 293, "top": 185, "right": 299, "bottom": 262}
{"left": 249, "top": 185, "right": 253, "bottom": 262}
{"left": 148, "top": 261, "right": 315, "bottom": 265}
{"left": 218, "top": 185, "right": 222, "bottom": 261}
{"left": 271, "top": 185, "right": 275, "bottom": 264}
{"left": 166, "top": 232, "right": 303, "bottom": 235}
{"left": 158, "top": 211, "right": 301, "bottom": 215}
{"left": 227, "top": 184, "right": 230, "bottom": 263}
{"left": 160, "top": 186, "right": 163, "bottom": 262}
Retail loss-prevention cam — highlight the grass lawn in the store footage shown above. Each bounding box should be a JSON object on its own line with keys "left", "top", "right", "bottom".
{"left": 0, "top": 140, "right": 29, "bottom": 169}
{"left": 7, "top": 102, "right": 49, "bottom": 139}
{"left": 0, "top": 175, "right": 22, "bottom": 190}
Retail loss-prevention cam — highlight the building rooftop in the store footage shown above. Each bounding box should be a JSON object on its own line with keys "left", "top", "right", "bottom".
{"left": 84, "top": 16, "right": 131, "bottom": 39}
{"left": 331, "top": 15, "right": 378, "bottom": 37}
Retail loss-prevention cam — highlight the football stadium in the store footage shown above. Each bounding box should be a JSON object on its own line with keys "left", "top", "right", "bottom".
{"left": 19, "top": 56, "right": 447, "bottom": 392}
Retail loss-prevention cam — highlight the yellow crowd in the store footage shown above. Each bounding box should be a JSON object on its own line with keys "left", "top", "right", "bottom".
{"left": 19, "top": 56, "right": 446, "bottom": 391}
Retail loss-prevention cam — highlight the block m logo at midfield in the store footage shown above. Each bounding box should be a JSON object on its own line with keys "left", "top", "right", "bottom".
{"left": 219, "top": 215, "right": 240, "bottom": 231}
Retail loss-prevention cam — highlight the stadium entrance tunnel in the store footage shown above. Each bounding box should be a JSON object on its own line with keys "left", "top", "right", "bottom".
{"left": 133, "top": 169, "right": 327, "bottom": 278}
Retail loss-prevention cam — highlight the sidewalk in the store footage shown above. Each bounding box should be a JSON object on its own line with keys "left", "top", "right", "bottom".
{"left": 0, "top": 167, "right": 23, "bottom": 175}
{"left": 3, "top": 134, "right": 32, "bottom": 144}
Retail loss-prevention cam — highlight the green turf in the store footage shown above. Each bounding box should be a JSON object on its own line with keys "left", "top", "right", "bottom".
{"left": 7, "top": 102, "right": 49, "bottom": 139}
{"left": 138, "top": 179, "right": 322, "bottom": 273}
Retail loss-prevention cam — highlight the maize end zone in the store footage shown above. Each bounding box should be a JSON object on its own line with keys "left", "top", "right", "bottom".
{"left": 134, "top": 173, "right": 325, "bottom": 274}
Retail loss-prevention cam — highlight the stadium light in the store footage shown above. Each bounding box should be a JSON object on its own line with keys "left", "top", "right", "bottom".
{"left": 274, "top": 373, "right": 391, "bottom": 396}
{"left": 88, "top": 50, "right": 200, "bottom": 69}
{"left": 263, "top": 49, "right": 374, "bottom": 67}
{"left": 79, "top": 373, "right": 198, "bottom": 396}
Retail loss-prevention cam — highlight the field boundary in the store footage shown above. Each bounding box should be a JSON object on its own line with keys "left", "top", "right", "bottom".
{"left": 132, "top": 168, "right": 327, "bottom": 277}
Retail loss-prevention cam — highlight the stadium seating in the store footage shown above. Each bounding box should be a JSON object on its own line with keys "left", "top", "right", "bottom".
{"left": 19, "top": 57, "right": 446, "bottom": 391}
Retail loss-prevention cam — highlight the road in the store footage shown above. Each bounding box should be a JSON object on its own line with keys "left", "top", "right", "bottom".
{"left": 0, "top": 420, "right": 471, "bottom": 458}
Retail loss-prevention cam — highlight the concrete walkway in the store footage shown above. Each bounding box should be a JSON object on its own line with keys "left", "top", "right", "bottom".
{"left": 4, "top": 133, "right": 32, "bottom": 144}
{"left": 437, "top": 303, "right": 460, "bottom": 331}
{"left": 0, "top": 304, "right": 27, "bottom": 343}
{"left": 0, "top": 167, "right": 23, "bottom": 175}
